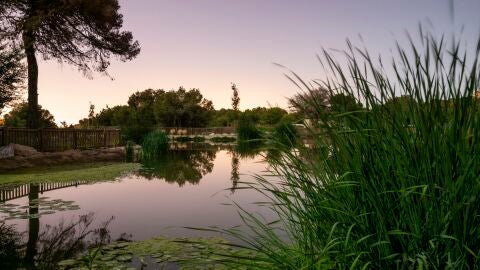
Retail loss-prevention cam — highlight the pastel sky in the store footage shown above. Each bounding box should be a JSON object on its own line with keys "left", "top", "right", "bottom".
{"left": 23, "top": 0, "right": 480, "bottom": 124}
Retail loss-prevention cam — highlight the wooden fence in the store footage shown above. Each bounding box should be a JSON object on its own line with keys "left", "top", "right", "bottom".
{"left": 0, "top": 128, "right": 121, "bottom": 152}
{"left": 0, "top": 181, "right": 89, "bottom": 202}
{"left": 160, "top": 127, "right": 236, "bottom": 136}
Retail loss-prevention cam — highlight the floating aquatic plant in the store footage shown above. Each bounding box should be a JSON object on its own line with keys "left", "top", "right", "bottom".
{"left": 57, "top": 236, "right": 254, "bottom": 270}
{"left": 0, "top": 197, "right": 81, "bottom": 221}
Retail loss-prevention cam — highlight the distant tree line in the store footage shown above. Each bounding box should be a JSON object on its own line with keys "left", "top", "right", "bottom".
{"left": 75, "top": 87, "right": 294, "bottom": 142}
{"left": 3, "top": 102, "right": 57, "bottom": 128}
{"left": 0, "top": 45, "right": 25, "bottom": 114}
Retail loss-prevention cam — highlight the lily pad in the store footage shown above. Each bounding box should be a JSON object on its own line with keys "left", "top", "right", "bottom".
{"left": 58, "top": 259, "right": 77, "bottom": 267}
{"left": 116, "top": 254, "right": 133, "bottom": 262}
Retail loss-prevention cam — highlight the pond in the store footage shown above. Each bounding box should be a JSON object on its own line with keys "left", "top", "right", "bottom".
{"left": 0, "top": 144, "right": 279, "bottom": 269}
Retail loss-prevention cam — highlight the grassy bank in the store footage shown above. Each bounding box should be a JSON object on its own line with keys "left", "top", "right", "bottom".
{"left": 0, "top": 162, "right": 140, "bottom": 185}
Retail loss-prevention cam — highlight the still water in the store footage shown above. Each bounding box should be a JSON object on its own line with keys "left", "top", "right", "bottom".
{"left": 0, "top": 145, "right": 278, "bottom": 268}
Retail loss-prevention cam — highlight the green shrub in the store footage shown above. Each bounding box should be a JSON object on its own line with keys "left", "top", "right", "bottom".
{"left": 237, "top": 118, "right": 263, "bottom": 141}
{"left": 121, "top": 126, "right": 153, "bottom": 144}
{"left": 141, "top": 131, "right": 168, "bottom": 160}
{"left": 216, "top": 31, "right": 480, "bottom": 269}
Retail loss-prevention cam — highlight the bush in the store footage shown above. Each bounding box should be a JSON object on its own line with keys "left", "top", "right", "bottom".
{"left": 140, "top": 131, "right": 168, "bottom": 160}
{"left": 217, "top": 31, "right": 480, "bottom": 269}
{"left": 237, "top": 118, "right": 263, "bottom": 141}
{"left": 121, "top": 126, "right": 153, "bottom": 144}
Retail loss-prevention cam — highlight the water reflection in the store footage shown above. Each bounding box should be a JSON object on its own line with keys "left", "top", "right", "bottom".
{"left": 0, "top": 145, "right": 275, "bottom": 268}
{"left": 25, "top": 184, "right": 39, "bottom": 269}
{"left": 137, "top": 144, "right": 264, "bottom": 190}
{"left": 230, "top": 151, "right": 240, "bottom": 193}
{"left": 138, "top": 150, "right": 217, "bottom": 186}
{"left": 0, "top": 222, "right": 22, "bottom": 269}
{"left": 0, "top": 212, "right": 113, "bottom": 269}
{"left": 0, "top": 183, "right": 115, "bottom": 269}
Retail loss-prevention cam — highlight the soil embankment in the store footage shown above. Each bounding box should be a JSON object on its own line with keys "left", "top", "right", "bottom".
{"left": 0, "top": 144, "right": 125, "bottom": 171}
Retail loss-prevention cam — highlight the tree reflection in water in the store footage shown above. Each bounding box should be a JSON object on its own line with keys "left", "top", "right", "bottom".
{"left": 0, "top": 183, "right": 114, "bottom": 269}
{"left": 25, "top": 184, "right": 40, "bottom": 269}
{"left": 34, "top": 214, "right": 114, "bottom": 269}
{"left": 230, "top": 151, "right": 240, "bottom": 193}
{"left": 0, "top": 222, "right": 22, "bottom": 269}
{"left": 138, "top": 150, "right": 216, "bottom": 186}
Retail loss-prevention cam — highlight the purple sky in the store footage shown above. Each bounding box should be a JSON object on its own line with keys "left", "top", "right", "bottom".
{"left": 25, "top": 0, "right": 480, "bottom": 124}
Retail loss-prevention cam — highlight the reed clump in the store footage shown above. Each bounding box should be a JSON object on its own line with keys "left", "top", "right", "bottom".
{"left": 237, "top": 118, "right": 263, "bottom": 141}
{"left": 218, "top": 31, "right": 480, "bottom": 269}
{"left": 140, "top": 130, "right": 168, "bottom": 160}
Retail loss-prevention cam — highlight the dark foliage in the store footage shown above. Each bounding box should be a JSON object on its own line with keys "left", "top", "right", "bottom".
{"left": 4, "top": 101, "right": 57, "bottom": 128}
{"left": 138, "top": 150, "right": 216, "bottom": 186}
{"left": 0, "top": 222, "right": 22, "bottom": 270}
{"left": 237, "top": 117, "right": 263, "bottom": 141}
{"left": 154, "top": 87, "right": 215, "bottom": 127}
{"left": 231, "top": 83, "right": 240, "bottom": 112}
{"left": 0, "top": 44, "right": 25, "bottom": 112}
{"left": 0, "top": 0, "right": 140, "bottom": 128}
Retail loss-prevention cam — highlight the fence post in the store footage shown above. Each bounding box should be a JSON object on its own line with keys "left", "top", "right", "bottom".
{"left": 1, "top": 128, "right": 4, "bottom": 146}
{"left": 103, "top": 129, "right": 107, "bottom": 148}
{"left": 73, "top": 129, "right": 77, "bottom": 150}
{"left": 38, "top": 129, "right": 43, "bottom": 151}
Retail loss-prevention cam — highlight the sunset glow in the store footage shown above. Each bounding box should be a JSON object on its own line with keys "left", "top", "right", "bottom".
{"left": 11, "top": 0, "right": 480, "bottom": 123}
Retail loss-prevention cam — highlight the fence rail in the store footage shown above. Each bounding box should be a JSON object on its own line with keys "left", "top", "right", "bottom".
{"left": 0, "top": 181, "right": 89, "bottom": 202}
{"left": 160, "top": 127, "right": 236, "bottom": 136}
{"left": 0, "top": 127, "right": 121, "bottom": 152}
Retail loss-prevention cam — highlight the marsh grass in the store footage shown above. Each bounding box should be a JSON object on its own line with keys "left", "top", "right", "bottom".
{"left": 237, "top": 118, "right": 263, "bottom": 141}
{"left": 125, "top": 141, "right": 135, "bottom": 162}
{"left": 272, "top": 120, "right": 297, "bottom": 147}
{"left": 140, "top": 130, "right": 168, "bottom": 160}
{"left": 208, "top": 30, "right": 480, "bottom": 269}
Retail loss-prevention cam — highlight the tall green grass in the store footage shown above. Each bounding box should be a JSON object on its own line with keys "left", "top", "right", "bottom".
{"left": 237, "top": 117, "right": 263, "bottom": 141}
{"left": 272, "top": 120, "right": 297, "bottom": 147}
{"left": 214, "top": 31, "right": 480, "bottom": 269}
{"left": 140, "top": 130, "right": 169, "bottom": 160}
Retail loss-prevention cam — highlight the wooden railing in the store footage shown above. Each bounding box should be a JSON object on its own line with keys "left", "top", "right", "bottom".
{"left": 0, "top": 127, "right": 121, "bottom": 152}
{"left": 0, "top": 181, "right": 89, "bottom": 202}
{"left": 160, "top": 127, "right": 236, "bottom": 136}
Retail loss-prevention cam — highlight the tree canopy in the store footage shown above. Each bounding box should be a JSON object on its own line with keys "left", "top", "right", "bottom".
{"left": 87, "top": 87, "right": 293, "bottom": 142}
{"left": 0, "top": 0, "right": 140, "bottom": 128}
{"left": 288, "top": 87, "right": 330, "bottom": 120}
{"left": 4, "top": 102, "right": 56, "bottom": 128}
{"left": 0, "top": 44, "right": 25, "bottom": 113}
{"left": 289, "top": 88, "right": 363, "bottom": 123}
{"left": 154, "top": 87, "right": 215, "bottom": 127}
{"left": 231, "top": 83, "right": 240, "bottom": 112}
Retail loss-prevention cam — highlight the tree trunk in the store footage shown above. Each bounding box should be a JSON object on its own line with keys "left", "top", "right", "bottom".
{"left": 23, "top": 28, "right": 39, "bottom": 129}
{"left": 25, "top": 184, "right": 40, "bottom": 269}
